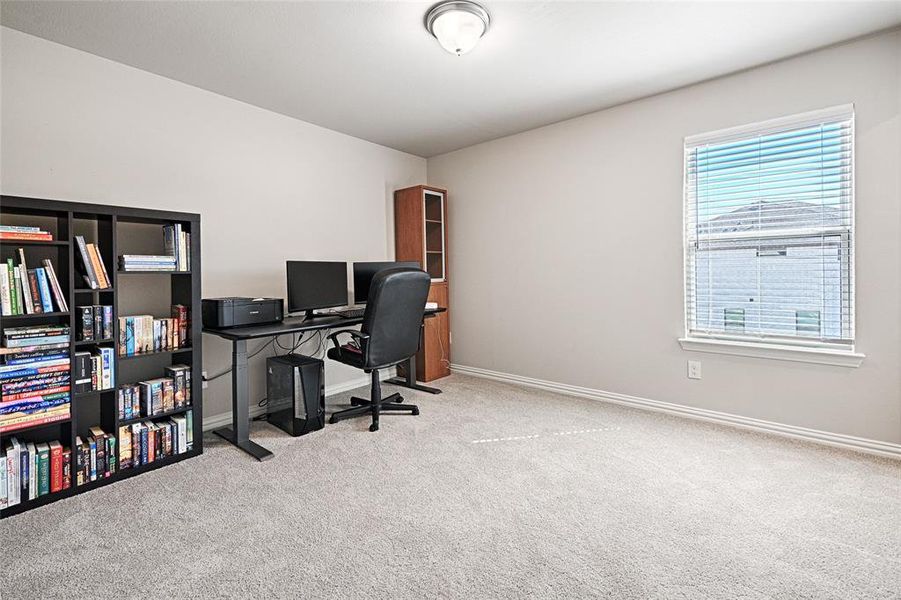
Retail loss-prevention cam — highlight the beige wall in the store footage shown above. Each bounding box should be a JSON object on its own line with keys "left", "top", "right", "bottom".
{"left": 0, "top": 28, "right": 427, "bottom": 424}
{"left": 428, "top": 30, "right": 901, "bottom": 444}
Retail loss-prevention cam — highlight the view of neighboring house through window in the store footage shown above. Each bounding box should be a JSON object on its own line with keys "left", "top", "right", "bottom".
{"left": 684, "top": 106, "right": 855, "bottom": 349}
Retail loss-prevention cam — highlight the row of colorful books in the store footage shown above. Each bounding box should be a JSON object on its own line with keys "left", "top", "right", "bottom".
{"left": 75, "top": 235, "right": 112, "bottom": 290}
{"left": 75, "top": 427, "right": 117, "bottom": 486}
{"left": 0, "top": 251, "right": 68, "bottom": 315}
{"left": 77, "top": 305, "right": 114, "bottom": 341}
{"left": 119, "top": 305, "right": 190, "bottom": 356}
{"left": 119, "top": 411, "right": 193, "bottom": 470}
{"left": 117, "top": 365, "right": 192, "bottom": 420}
{"left": 1, "top": 437, "right": 71, "bottom": 509}
{"left": 1, "top": 328, "right": 72, "bottom": 434}
{"left": 0, "top": 224, "right": 54, "bottom": 241}
{"left": 73, "top": 348, "right": 116, "bottom": 393}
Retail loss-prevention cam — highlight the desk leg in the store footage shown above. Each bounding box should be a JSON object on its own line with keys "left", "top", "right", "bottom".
{"left": 213, "top": 339, "right": 274, "bottom": 461}
{"left": 386, "top": 353, "right": 442, "bottom": 394}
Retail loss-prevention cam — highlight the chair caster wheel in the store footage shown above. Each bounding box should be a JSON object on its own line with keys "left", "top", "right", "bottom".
{"left": 394, "top": 396, "right": 404, "bottom": 403}
{"left": 351, "top": 399, "right": 363, "bottom": 406}
{"left": 369, "top": 423, "right": 379, "bottom": 432}
{"left": 329, "top": 417, "right": 338, "bottom": 424}
{"left": 412, "top": 408, "right": 420, "bottom": 416}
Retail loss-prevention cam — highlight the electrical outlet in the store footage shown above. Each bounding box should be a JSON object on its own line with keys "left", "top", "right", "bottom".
{"left": 687, "top": 360, "right": 702, "bottom": 380}
{"left": 202, "top": 370, "right": 209, "bottom": 389}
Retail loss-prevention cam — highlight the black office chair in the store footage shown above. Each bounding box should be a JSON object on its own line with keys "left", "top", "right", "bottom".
{"left": 326, "top": 268, "right": 430, "bottom": 432}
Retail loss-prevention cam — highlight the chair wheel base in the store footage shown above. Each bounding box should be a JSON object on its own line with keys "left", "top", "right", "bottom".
{"left": 412, "top": 407, "right": 420, "bottom": 416}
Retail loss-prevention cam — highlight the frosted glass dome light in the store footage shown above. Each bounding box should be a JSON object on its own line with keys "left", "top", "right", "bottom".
{"left": 426, "top": 1, "right": 491, "bottom": 56}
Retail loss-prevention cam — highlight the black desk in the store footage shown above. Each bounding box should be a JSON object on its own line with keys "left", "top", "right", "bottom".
{"left": 203, "top": 309, "right": 445, "bottom": 461}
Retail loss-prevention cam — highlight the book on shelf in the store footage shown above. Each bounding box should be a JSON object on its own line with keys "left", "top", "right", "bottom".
{"left": 162, "top": 224, "right": 191, "bottom": 272}
{"left": 74, "top": 427, "right": 116, "bottom": 485}
{"left": 76, "top": 305, "right": 113, "bottom": 341}
{"left": 74, "top": 235, "right": 111, "bottom": 290}
{"left": 118, "top": 223, "right": 190, "bottom": 272}
{"left": 2, "top": 435, "right": 71, "bottom": 508}
{"left": 118, "top": 255, "right": 178, "bottom": 272}
{"left": 119, "top": 410, "right": 192, "bottom": 471}
{"left": 0, "top": 225, "right": 53, "bottom": 241}
{"left": 118, "top": 307, "right": 190, "bottom": 356}
{"left": 118, "top": 373, "right": 192, "bottom": 420}
{"left": 1, "top": 328, "right": 72, "bottom": 434}
{"left": 72, "top": 348, "right": 115, "bottom": 394}
{"left": 0, "top": 252, "right": 67, "bottom": 316}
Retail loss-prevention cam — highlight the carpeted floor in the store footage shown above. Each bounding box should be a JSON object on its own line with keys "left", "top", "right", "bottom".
{"left": 2, "top": 374, "right": 900, "bottom": 599}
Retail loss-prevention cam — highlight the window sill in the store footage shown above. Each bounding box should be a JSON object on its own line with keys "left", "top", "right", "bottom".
{"left": 678, "top": 337, "right": 865, "bottom": 368}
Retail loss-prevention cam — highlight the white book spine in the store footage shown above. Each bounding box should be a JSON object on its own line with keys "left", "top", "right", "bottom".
{"left": 28, "top": 444, "right": 37, "bottom": 501}
{"left": 175, "top": 224, "right": 183, "bottom": 271}
{"left": 7, "top": 442, "right": 20, "bottom": 507}
{"left": 17, "top": 264, "right": 33, "bottom": 314}
{"left": 0, "top": 268, "right": 11, "bottom": 315}
{"left": 0, "top": 453, "right": 7, "bottom": 510}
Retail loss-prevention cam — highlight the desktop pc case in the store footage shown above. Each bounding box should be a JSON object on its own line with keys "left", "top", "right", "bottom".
{"left": 266, "top": 354, "right": 325, "bottom": 436}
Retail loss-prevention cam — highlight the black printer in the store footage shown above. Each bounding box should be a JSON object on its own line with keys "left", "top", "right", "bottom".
{"left": 202, "top": 297, "right": 284, "bottom": 329}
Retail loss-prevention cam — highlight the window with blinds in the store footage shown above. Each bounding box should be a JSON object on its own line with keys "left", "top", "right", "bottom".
{"left": 683, "top": 105, "right": 854, "bottom": 350}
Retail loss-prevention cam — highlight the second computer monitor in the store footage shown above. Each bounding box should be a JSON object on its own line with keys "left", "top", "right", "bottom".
{"left": 353, "top": 261, "right": 420, "bottom": 304}
{"left": 286, "top": 261, "right": 348, "bottom": 317}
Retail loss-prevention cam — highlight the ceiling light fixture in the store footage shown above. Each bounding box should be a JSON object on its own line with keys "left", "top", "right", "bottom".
{"left": 425, "top": 1, "right": 490, "bottom": 56}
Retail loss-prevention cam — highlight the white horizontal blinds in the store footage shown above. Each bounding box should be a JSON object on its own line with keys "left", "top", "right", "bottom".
{"left": 684, "top": 106, "right": 854, "bottom": 347}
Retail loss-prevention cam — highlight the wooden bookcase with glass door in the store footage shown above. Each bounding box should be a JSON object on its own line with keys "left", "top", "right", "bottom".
{"left": 394, "top": 185, "right": 450, "bottom": 382}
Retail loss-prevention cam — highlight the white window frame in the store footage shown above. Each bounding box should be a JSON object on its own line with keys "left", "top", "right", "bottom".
{"left": 679, "top": 105, "right": 864, "bottom": 368}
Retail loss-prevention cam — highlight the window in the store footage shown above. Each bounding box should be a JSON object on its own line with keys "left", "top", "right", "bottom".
{"left": 683, "top": 105, "right": 856, "bottom": 359}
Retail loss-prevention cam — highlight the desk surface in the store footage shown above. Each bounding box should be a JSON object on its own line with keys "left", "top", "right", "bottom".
{"left": 203, "top": 307, "right": 445, "bottom": 341}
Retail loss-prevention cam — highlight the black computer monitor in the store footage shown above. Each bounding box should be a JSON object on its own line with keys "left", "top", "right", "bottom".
{"left": 353, "top": 261, "right": 420, "bottom": 304}
{"left": 286, "top": 261, "right": 348, "bottom": 317}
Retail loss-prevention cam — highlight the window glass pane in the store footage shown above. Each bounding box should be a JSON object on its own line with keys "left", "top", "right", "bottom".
{"left": 684, "top": 107, "right": 854, "bottom": 347}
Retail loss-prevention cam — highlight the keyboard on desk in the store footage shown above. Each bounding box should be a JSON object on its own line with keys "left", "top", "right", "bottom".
{"left": 330, "top": 308, "right": 366, "bottom": 319}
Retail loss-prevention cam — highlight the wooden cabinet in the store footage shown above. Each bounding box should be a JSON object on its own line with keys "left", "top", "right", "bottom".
{"left": 394, "top": 185, "right": 450, "bottom": 381}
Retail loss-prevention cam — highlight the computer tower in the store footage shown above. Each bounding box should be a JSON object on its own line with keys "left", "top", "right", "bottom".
{"left": 266, "top": 354, "right": 325, "bottom": 436}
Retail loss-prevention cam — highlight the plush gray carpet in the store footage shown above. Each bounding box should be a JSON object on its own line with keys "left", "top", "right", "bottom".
{"left": 2, "top": 374, "right": 900, "bottom": 599}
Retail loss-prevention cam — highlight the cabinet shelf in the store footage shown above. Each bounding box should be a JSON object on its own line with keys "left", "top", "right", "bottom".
{"left": 0, "top": 239, "right": 69, "bottom": 247}
{"left": 1, "top": 311, "right": 70, "bottom": 321}
{"left": 75, "top": 338, "right": 115, "bottom": 347}
{"left": 119, "top": 405, "right": 193, "bottom": 426}
{"left": 118, "top": 346, "right": 192, "bottom": 361}
{"left": 118, "top": 270, "right": 191, "bottom": 275}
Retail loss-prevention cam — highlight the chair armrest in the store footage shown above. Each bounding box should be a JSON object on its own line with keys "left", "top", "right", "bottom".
{"left": 327, "top": 329, "right": 370, "bottom": 351}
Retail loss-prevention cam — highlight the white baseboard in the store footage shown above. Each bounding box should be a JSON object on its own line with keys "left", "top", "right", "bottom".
{"left": 451, "top": 364, "right": 901, "bottom": 460}
{"left": 202, "top": 371, "right": 392, "bottom": 432}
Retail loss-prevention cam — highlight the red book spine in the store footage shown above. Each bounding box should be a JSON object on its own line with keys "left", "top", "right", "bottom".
{"left": 50, "top": 443, "right": 63, "bottom": 492}
{"left": 0, "top": 233, "right": 53, "bottom": 241}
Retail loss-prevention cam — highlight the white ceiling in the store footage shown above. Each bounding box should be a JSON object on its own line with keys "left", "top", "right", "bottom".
{"left": 2, "top": 1, "right": 899, "bottom": 157}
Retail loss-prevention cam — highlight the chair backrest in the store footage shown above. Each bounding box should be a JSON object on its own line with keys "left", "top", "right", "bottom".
{"left": 361, "top": 268, "right": 431, "bottom": 369}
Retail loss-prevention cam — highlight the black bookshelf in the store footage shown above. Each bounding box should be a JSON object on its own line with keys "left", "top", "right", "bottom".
{"left": 0, "top": 196, "right": 202, "bottom": 518}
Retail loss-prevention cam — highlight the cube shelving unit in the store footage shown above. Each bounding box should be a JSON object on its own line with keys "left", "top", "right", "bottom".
{"left": 0, "top": 195, "right": 202, "bottom": 518}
